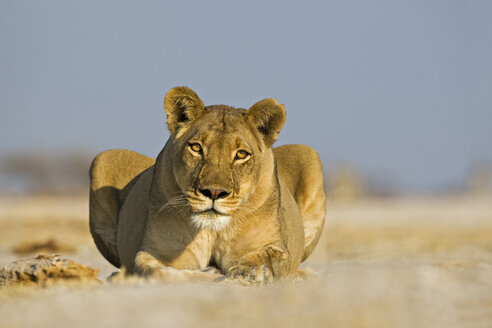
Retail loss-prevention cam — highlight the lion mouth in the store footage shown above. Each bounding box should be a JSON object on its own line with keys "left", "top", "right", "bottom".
{"left": 203, "top": 208, "right": 221, "bottom": 215}
{"left": 195, "top": 208, "right": 225, "bottom": 219}
{"left": 191, "top": 209, "right": 231, "bottom": 230}
{"left": 193, "top": 204, "right": 228, "bottom": 216}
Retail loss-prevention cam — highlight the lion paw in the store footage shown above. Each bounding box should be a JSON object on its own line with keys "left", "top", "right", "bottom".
{"left": 226, "top": 264, "right": 273, "bottom": 285}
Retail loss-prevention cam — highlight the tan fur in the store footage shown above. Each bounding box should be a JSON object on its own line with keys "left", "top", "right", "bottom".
{"left": 89, "top": 87, "right": 326, "bottom": 283}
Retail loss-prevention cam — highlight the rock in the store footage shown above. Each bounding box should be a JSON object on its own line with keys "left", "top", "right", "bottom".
{"left": 0, "top": 254, "right": 99, "bottom": 286}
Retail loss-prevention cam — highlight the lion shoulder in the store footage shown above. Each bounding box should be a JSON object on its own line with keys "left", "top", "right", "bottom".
{"left": 90, "top": 149, "right": 155, "bottom": 191}
{"left": 274, "top": 144, "right": 324, "bottom": 193}
{"left": 89, "top": 149, "right": 155, "bottom": 268}
{"left": 274, "top": 144, "right": 326, "bottom": 261}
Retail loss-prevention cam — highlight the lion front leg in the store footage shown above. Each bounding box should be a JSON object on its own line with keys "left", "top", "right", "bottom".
{"left": 134, "top": 250, "right": 166, "bottom": 276}
{"left": 134, "top": 251, "right": 222, "bottom": 283}
{"left": 225, "top": 245, "right": 292, "bottom": 285}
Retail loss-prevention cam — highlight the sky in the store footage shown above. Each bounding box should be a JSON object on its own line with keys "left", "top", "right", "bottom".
{"left": 0, "top": 0, "right": 491, "bottom": 192}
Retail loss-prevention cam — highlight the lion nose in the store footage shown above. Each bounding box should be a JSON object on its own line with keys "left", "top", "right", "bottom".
{"left": 199, "top": 188, "right": 230, "bottom": 200}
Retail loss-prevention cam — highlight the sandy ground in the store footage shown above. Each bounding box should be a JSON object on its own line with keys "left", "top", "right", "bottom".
{"left": 0, "top": 194, "right": 492, "bottom": 328}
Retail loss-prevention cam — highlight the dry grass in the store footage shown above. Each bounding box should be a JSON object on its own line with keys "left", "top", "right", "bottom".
{"left": 0, "top": 194, "right": 492, "bottom": 328}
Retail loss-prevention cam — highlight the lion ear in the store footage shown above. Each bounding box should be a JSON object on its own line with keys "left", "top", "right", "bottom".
{"left": 164, "top": 86, "right": 205, "bottom": 136}
{"left": 247, "top": 98, "right": 286, "bottom": 147}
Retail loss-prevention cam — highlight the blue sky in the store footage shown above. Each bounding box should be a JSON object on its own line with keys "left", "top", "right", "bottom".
{"left": 1, "top": 1, "right": 491, "bottom": 191}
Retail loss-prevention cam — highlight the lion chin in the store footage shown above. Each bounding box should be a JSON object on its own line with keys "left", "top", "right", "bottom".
{"left": 191, "top": 210, "right": 231, "bottom": 231}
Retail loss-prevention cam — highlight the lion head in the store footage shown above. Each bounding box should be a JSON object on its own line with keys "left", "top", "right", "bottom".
{"left": 162, "top": 87, "right": 286, "bottom": 230}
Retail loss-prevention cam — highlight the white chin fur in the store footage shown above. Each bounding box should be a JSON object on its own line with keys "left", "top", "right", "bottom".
{"left": 191, "top": 213, "right": 231, "bottom": 231}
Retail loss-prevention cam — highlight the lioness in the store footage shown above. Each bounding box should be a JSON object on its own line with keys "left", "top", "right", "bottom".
{"left": 90, "top": 87, "right": 326, "bottom": 283}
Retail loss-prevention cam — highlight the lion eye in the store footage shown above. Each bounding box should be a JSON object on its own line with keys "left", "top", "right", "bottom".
{"left": 235, "top": 150, "right": 250, "bottom": 160}
{"left": 189, "top": 143, "right": 202, "bottom": 153}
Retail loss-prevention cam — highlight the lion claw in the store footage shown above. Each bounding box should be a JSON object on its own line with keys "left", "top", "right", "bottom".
{"left": 226, "top": 264, "right": 273, "bottom": 285}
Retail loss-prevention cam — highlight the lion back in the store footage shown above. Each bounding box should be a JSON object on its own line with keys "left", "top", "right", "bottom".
{"left": 89, "top": 149, "right": 155, "bottom": 268}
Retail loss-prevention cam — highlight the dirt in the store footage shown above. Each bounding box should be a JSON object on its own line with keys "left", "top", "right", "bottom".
{"left": 0, "top": 195, "right": 491, "bottom": 328}
{"left": 12, "top": 239, "right": 75, "bottom": 255}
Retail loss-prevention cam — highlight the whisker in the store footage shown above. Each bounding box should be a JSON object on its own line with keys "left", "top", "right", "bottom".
{"left": 150, "top": 193, "right": 191, "bottom": 217}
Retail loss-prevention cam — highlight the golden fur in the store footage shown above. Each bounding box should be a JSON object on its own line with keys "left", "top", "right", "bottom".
{"left": 89, "top": 87, "right": 326, "bottom": 283}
